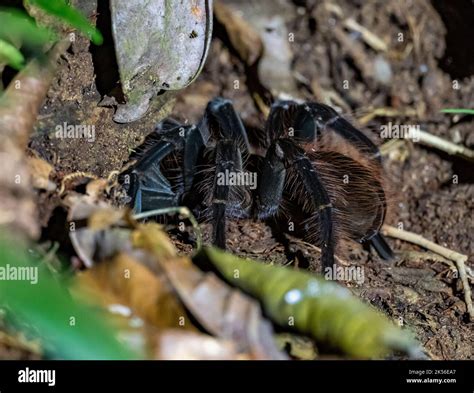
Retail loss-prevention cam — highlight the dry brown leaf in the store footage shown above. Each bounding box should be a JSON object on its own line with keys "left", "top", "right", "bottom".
{"left": 69, "top": 204, "right": 285, "bottom": 359}
{"left": 155, "top": 254, "right": 286, "bottom": 359}
{"left": 128, "top": 222, "right": 287, "bottom": 360}
{"left": 86, "top": 178, "right": 108, "bottom": 200}
{"left": 26, "top": 156, "right": 56, "bottom": 191}
{"left": 75, "top": 252, "right": 189, "bottom": 331}
{"left": 88, "top": 207, "right": 128, "bottom": 230}
{"left": 66, "top": 196, "right": 132, "bottom": 267}
{"left": 131, "top": 222, "right": 178, "bottom": 260}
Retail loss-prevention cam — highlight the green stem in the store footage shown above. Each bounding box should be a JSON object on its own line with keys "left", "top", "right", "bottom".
{"left": 440, "top": 108, "right": 474, "bottom": 115}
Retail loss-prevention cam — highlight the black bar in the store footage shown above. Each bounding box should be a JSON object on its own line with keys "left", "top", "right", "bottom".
{"left": 0, "top": 360, "right": 471, "bottom": 392}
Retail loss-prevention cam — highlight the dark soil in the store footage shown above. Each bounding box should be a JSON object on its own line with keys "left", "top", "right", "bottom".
{"left": 25, "top": 0, "right": 474, "bottom": 359}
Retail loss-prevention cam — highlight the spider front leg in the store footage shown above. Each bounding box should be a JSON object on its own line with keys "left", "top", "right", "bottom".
{"left": 212, "top": 140, "right": 245, "bottom": 248}
{"left": 199, "top": 98, "right": 252, "bottom": 249}
{"left": 256, "top": 141, "right": 336, "bottom": 271}
{"left": 283, "top": 142, "right": 336, "bottom": 270}
{"left": 126, "top": 120, "right": 204, "bottom": 213}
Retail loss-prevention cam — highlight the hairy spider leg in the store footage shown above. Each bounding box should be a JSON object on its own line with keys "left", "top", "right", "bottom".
{"left": 257, "top": 102, "right": 336, "bottom": 269}
{"left": 129, "top": 123, "right": 204, "bottom": 213}
{"left": 200, "top": 97, "right": 252, "bottom": 249}
{"left": 281, "top": 140, "right": 336, "bottom": 270}
{"left": 203, "top": 97, "right": 251, "bottom": 149}
{"left": 256, "top": 144, "right": 286, "bottom": 219}
{"left": 212, "top": 140, "right": 244, "bottom": 248}
{"left": 156, "top": 119, "right": 206, "bottom": 194}
{"left": 305, "top": 102, "right": 381, "bottom": 161}
{"left": 263, "top": 100, "right": 301, "bottom": 145}
{"left": 367, "top": 233, "right": 393, "bottom": 260}
{"left": 255, "top": 101, "right": 302, "bottom": 218}
{"left": 183, "top": 126, "right": 206, "bottom": 193}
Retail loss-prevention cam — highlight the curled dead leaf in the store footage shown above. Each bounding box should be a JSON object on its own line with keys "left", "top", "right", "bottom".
{"left": 88, "top": 208, "right": 128, "bottom": 231}
{"left": 85, "top": 178, "right": 108, "bottom": 200}
{"left": 75, "top": 252, "right": 189, "bottom": 331}
{"left": 26, "top": 156, "right": 56, "bottom": 191}
{"left": 145, "top": 253, "right": 287, "bottom": 359}
{"left": 129, "top": 224, "right": 286, "bottom": 359}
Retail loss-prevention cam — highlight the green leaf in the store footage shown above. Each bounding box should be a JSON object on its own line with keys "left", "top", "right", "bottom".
{"left": 28, "top": 0, "right": 103, "bottom": 45}
{"left": 0, "top": 8, "right": 56, "bottom": 55}
{"left": 441, "top": 108, "right": 474, "bottom": 115}
{"left": 202, "top": 247, "right": 423, "bottom": 359}
{"left": 0, "top": 233, "right": 137, "bottom": 359}
{"left": 0, "top": 39, "right": 25, "bottom": 70}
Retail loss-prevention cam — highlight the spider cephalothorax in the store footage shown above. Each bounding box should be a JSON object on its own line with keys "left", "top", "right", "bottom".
{"left": 123, "top": 97, "right": 393, "bottom": 272}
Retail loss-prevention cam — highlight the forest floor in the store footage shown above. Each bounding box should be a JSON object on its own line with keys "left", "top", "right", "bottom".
{"left": 21, "top": 0, "right": 474, "bottom": 359}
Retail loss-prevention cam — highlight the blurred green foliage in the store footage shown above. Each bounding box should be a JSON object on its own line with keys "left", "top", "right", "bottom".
{"left": 27, "top": 0, "right": 103, "bottom": 45}
{"left": 0, "top": 0, "right": 102, "bottom": 72}
{"left": 0, "top": 39, "right": 25, "bottom": 70}
{"left": 441, "top": 108, "right": 474, "bottom": 115}
{"left": 0, "top": 8, "right": 56, "bottom": 68}
{"left": 0, "top": 233, "right": 137, "bottom": 359}
{"left": 203, "top": 247, "right": 422, "bottom": 359}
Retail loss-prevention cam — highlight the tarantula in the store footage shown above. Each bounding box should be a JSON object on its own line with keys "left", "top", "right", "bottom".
{"left": 123, "top": 97, "right": 393, "bottom": 271}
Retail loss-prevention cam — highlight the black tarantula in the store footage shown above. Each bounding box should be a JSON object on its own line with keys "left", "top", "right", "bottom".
{"left": 123, "top": 97, "right": 393, "bottom": 271}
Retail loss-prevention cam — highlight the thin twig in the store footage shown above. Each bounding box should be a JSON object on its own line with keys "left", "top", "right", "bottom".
{"left": 356, "top": 107, "right": 418, "bottom": 125}
{"left": 382, "top": 225, "right": 473, "bottom": 321}
{"left": 379, "top": 139, "right": 406, "bottom": 156}
{"left": 134, "top": 207, "right": 202, "bottom": 251}
{"left": 253, "top": 93, "right": 270, "bottom": 117}
{"left": 343, "top": 18, "right": 388, "bottom": 52}
{"left": 286, "top": 236, "right": 349, "bottom": 266}
{"left": 397, "top": 250, "right": 452, "bottom": 264}
{"left": 408, "top": 128, "right": 474, "bottom": 163}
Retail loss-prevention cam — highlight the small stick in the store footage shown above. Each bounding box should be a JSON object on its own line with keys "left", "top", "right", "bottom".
{"left": 382, "top": 225, "right": 473, "bottom": 321}
{"left": 379, "top": 139, "right": 406, "bottom": 156}
{"left": 253, "top": 93, "right": 270, "bottom": 118}
{"left": 286, "top": 236, "right": 348, "bottom": 266}
{"left": 408, "top": 128, "right": 474, "bottom": 163}
{"left": 134, "top": 207, "right": 202, "bottom": 251}
{"left": 357, "top": 107, "right": 417, "bottom": 125}
{"left": 324, "top": 3, "right": 388, "bottom": 52}
{"left": 397, "top": 250, "right": 453, "bottom": 265}
{"left": 343, "top": 18, "right": 388, "bottom": 52}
